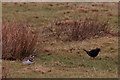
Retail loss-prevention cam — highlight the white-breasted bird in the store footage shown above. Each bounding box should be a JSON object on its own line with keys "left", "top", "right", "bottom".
{"left": 22, "top": 55, "right": 35, "bottom": 64}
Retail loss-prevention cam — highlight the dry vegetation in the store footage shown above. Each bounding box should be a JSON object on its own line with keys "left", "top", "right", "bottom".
{"left": 2, "top": 20, "right": 39, "bottom": 60}
{"left": 44, "top": 18, "right": 110, "bottom": 41}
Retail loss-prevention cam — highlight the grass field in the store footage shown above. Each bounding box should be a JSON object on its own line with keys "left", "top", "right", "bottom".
{"left": 2, "top": 2, "right": 118, "bottom": 78}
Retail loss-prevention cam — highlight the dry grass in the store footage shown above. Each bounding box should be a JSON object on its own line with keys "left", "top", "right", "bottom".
{"left": 2, "top": 20, "right": 39, "bottom": 60}
{"left": 44, "top": 17, "right": 110, "bottom": 41}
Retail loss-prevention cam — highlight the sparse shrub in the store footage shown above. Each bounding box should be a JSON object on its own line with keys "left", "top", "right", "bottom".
{"left": 44, "top": 17, "right": 110, "bottom": 41}
{"left": 2, "top": 20, "right": 39, "bottom": 60}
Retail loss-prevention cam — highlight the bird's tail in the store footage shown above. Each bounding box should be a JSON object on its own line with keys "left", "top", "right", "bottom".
{"left": 83, "top": 49, "right": 89, "bottom": 53}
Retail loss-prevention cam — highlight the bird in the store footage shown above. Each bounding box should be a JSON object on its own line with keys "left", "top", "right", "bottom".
{"left": 22, "top": 55, "right": 35, "bottom": 64}
{"left": 83, "top": 48, "right": 101, "bottom": 58}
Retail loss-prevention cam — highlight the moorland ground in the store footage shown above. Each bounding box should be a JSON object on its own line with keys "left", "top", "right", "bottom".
{"left": 2, "top": 2, "right": 118, "bottom": 78}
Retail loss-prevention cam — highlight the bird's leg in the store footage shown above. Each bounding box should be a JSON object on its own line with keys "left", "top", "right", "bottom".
{"left": 90, "top": 57, "right": 95, "bottom": 60}
{"left": 93, "top": 57, "right": 95, "bottom": 60}
{"left": 90, "top": 57, "right": 93, "bottom": 60}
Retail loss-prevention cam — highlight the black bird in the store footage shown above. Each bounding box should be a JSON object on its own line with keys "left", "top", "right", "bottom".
{"left": 83, "top": 48, "right": 101, "bottom": 58}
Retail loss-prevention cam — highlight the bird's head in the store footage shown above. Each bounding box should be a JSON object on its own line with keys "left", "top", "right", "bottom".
{"left": 30, "top": 55, "right": 35, "bottom": 58}
{"left": 96, "top": 48, "right": 101, "bottom": 51}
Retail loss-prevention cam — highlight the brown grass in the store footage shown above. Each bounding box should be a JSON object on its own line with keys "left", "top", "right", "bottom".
{"left": 2, "top": 20, "right": 39, "bottom": 60}
{"left": 44, "top": 17, "right": 110, "bottom": 41}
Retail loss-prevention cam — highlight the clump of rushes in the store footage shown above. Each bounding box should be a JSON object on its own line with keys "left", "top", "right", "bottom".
{"left": 44, "top": 17, "right": 110, "bottom": 41}
{"left": 2, "top": 20, "right": 39, "bottom": 60}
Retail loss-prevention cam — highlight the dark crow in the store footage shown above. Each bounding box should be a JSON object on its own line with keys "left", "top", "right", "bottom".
{"left": 83, "top": 48, "right": 101, "bottom": 58}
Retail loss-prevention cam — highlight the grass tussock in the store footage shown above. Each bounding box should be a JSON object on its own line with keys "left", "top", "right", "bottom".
{"left": 2, "top": 20, "right": 39, "bottom": 60}
{"left": 44, "top": 17, "right": 110, "bottom": 41}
